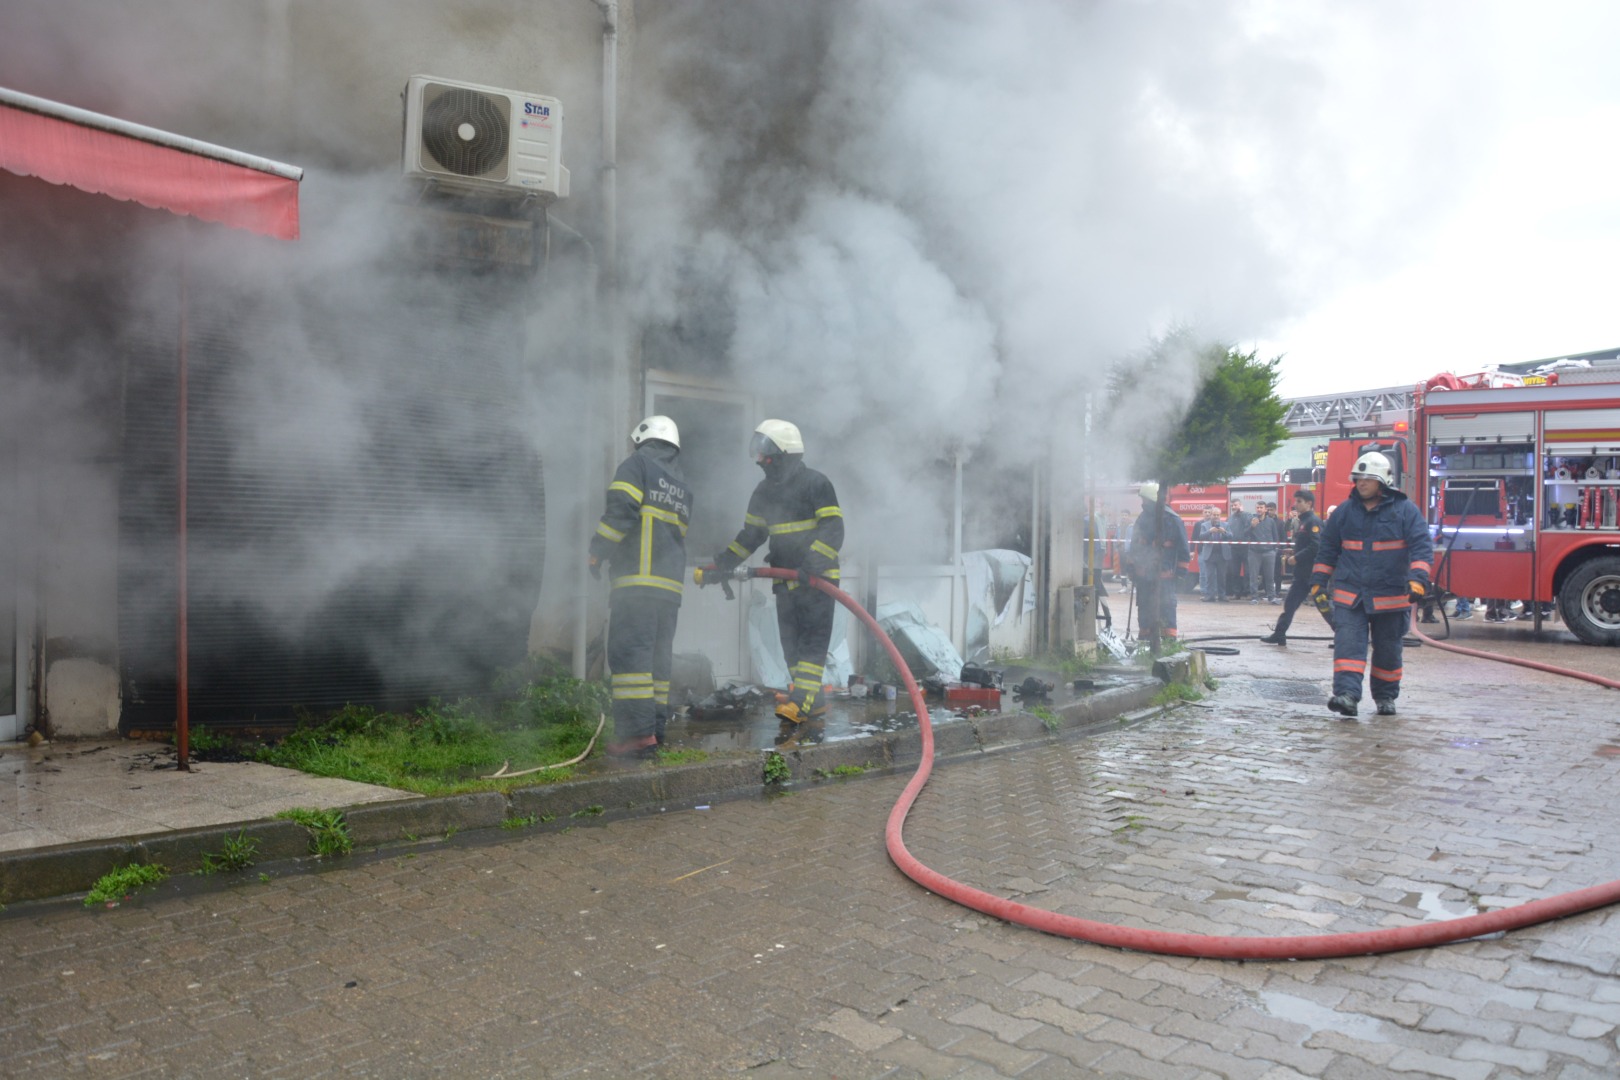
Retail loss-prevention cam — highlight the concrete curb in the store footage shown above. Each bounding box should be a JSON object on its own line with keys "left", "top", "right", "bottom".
{"left": 0, "top": 679, "right": 1171, "bottom": 907}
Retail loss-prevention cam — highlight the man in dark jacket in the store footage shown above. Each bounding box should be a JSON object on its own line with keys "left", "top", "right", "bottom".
{"left": 590, "top": 416, "right": 692, "bottom": 759}
{"left": 1127, "top": 483, "right": 1191, "bottom": 642}
{"left": 709, "top": 419, "right": 843, "bottom": 745}
{"left": 1309, "top": 452, "right": 1433, "bottom": 718}
{"left": 1225, "top": 498, "right": 1252, "bottom": 598}
{"left": 1260, "top": 489, "right": 1334, "bottom": 645}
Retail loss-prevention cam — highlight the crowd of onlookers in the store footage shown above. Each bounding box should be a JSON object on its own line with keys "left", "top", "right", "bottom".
{"left": 1104, "top": 499, "right": 1557, "bottom": 624}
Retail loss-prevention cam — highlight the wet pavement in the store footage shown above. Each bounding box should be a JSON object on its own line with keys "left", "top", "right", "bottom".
{"left": 4, "top": 596, "right": 1620, "bottom": 1077}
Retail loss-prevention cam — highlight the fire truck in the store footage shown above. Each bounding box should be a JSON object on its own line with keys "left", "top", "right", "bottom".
{"left": 1413, "top": 378, "right": 1620, "bottom": 645}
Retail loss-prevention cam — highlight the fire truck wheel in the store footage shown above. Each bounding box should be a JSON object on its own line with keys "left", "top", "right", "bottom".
{"left": 1558, "top": 556, "right": 1620, "bottom": 646}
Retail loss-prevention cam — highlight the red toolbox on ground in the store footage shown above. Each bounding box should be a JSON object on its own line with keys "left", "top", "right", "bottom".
{"left": 944, "top": 685, "right": 1002, "bottom": 709}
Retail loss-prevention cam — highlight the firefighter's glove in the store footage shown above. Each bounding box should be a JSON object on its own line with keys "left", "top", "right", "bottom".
{"left": 588, "top": 556, "right": 602, "bottom": 581}
{"left": 1408, "top": 580, "right": 1426, "bottom": 602}
{"left": 796, "top": 568, "right": 817, "bottom": 587}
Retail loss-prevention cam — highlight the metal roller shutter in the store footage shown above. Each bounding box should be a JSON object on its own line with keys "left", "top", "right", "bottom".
{"left": 119, "top": 259, "right": 544, "bottom": 732}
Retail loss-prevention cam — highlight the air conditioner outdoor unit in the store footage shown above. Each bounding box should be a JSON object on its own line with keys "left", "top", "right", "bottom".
{"left": 402, "top": 75, "right": 570, "bottom": 198}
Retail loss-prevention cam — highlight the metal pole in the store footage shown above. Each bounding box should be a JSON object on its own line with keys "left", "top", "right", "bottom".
{"left": 176, "top": 235, "right": 191, "bottom": 770}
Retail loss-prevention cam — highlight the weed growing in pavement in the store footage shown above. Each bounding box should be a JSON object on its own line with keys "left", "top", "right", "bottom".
{"left": 85, "top": 863, "right": 168, "bottom": 907}
{"left": 655, "top": 747, "right": 709, "bottom": 765}
{"left": 275, "top": 808, "right": 353, "bottom": 857}
{"left": 570, "top": 805, "right": 604, "bottom": 819}
{"left": 763, "top": 752, "right": 791, "bottom": 785}
{"left": 198, "top": 831, "right": 260, "bottom": 874}
{"left": 1030, "top": 705, "right": 1060, "bottom": 732}
{"left": 812, "top": 763, "right": 869, "bottom": 780}
{"left": 1152, "top": 683, "right": 1205, "bottom": 707}
{"left": 501, "top": 814, "right": 539, "bottom": 830}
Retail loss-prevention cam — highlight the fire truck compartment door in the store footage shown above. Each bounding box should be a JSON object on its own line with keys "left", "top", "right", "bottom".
{"left": 1543, "top": 408, "right": 1620, "bottom": 450}
{"left": 1426, "top": 411, "right": 1535, "bottom": 443}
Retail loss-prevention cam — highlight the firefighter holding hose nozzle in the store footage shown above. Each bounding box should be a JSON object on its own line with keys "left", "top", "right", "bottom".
{"left": 1127, "top": 482, "right": 1191, "bottom": 644}
{"left": 1309, "top": 451, "right": 1433, "bottom": 718}
{"left": 699, "top": 420, "right": 843, "bottom": 747}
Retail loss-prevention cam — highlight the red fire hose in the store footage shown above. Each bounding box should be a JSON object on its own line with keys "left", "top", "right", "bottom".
{"left": 1412, "top": 625, "right": 1620, "bottom": 691}
{"left": 750, "top": 568, "right": 1620, "bottom": 959}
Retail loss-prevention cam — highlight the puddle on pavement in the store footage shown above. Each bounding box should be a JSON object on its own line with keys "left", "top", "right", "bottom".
{"left": 1397, "top": 889, "right": 1477, "bottom": 920}
{"left": 1259, "top": 991, "right": 1388, "bottom": 1043}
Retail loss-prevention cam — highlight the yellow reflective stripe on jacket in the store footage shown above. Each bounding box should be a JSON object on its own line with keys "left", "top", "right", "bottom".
{"left": 643, "top": 506, "right": 687, "bottom": 531}
{"left": 609, "top": 480, "right": 644, "bottom": 502}
{"left": 769, "top": 518, "right": 817, "bottom": 535}
{"left": 727, "top": 540, "right": 750, "bottom": 558}
{"left": 815, "top": 505, "right": 842, "bottom": 519}
{"left": 611, "top": 574, "right": 683, "bottom": 595}
{"left": 810, "top": 540, "right": 837, "bottom": 560}
{"left": 596, "top": 521, "right": 626, "bottom": 543}
{"left": 745, "top": 512, "right": 768, "bottom": 527}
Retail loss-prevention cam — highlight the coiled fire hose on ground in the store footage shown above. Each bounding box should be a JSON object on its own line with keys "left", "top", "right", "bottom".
{"left": 745, "top": 567, "right": 1620, "bottom": 960}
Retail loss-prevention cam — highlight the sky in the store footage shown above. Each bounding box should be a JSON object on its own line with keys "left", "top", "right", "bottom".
{"left": 1249, "top": 2, "right": 1620, "bottom": 398}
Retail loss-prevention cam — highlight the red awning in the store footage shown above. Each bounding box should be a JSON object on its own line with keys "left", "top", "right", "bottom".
{"left": 0, "top": 86, "right": 301, "bottom": 240}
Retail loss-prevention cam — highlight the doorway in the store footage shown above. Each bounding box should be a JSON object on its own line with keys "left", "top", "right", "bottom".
{"left": 0, "top": 429, "right": 17, "bottom": 741}
{"left": 645, "top": 374, "right": 758, "bottom": 680}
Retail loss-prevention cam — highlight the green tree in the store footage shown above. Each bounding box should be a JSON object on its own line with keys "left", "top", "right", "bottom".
{"left": 1110, "top": 328, "right": 1289, "bottom": 488}
{"left": 1106, "top": 329, "right": 1289, "bottom": 650}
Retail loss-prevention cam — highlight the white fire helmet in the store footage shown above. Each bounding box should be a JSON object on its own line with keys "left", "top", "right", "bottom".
{"left": 631, "top": 415, "right": 679, "bottom": 448}
{"left": 1138, "top": 482, "right": 1160, "bottom": 502}
{"left": 1350, "top": 451, "right": 1394, "bottom": 487}
{"left": 750, "top": 418, "right": 804, "bottom": 460}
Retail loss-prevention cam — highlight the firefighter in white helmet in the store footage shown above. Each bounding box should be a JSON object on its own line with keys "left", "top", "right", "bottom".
{"left": 1308, "top": 450, "right": 1433, "bottom": 718}
{"left": 703, "top": 419, "right": 843, "bottom": 746}
{"left": 589, "top": 415, "right": 692, "bottom": 759}
{"left": 1126, "top": 482, "right": 1191, "bottom": 642}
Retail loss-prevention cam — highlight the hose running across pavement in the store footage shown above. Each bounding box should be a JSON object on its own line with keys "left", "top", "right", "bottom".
{"left": 751, "top": 567, "right": 1620, "bottom": 960}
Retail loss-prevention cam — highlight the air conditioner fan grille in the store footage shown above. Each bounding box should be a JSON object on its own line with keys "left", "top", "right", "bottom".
{"left": 420, "top": 88, "right": 509, "bottom": 177}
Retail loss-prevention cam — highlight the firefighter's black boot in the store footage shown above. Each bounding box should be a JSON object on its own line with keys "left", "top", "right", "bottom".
{"left": 1327, "top": 694, "right": 1359, "bottom": 718}
{"left": 1375, "top": 699, "right": 1397, "bottom": 716}
{"left": 1259, "top": 630, "right": 1286, "bottom": 646}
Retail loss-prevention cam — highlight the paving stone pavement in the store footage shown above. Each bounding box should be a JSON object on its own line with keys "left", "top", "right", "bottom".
{"left": 5, "top": 601, "right": 1620, "bottom": 1077}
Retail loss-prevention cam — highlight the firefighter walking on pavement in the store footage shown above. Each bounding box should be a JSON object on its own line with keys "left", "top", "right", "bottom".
{"left": 1127, "top": 482, "right": 1191, "bottom": 643}
{"left": 1260, "top": 489, "right": 1335, "bottom": 646}
{"left": 704, "top": 419, "right": 843, "bottom": 747}
{"left": 589, "top": 416, "right": 693, "bottom": 759}
{"left": 1308, "top": 451, "right": 1433, "bottom": 717}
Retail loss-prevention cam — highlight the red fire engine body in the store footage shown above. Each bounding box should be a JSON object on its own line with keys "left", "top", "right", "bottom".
{"left": 1413, "top": 379, "right": 1620, "bottom": 645}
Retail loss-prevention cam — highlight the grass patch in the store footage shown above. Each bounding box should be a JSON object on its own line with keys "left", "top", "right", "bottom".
{"left": 501, "top": 814, "right": 539, "bottom": 830}
{"left": 655, "top": 747, "right": 709, "bottom": 766}
{"left": 812, "top": 763, "right": 869, "bottom": 780}
{"left": 248, "top": 665, "right": 609, "bottom": 795}
{"left": 275, "top": 807, "right": 353, "bottom": 857}
{"left": 1030, "top": 704, "right": 1060, "bottom": 732}
{"left": 86, "top": 863, "right": 168, "bottom": 907}
{"left": 1152, "top": 683, "right": 1205, "bottom": 707}
{"left": 198, "top": 831, "right": 260, "bottom": 874}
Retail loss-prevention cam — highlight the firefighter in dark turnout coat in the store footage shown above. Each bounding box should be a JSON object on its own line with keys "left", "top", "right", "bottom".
{"left": 1127, "top": 483, "right": 1192, "bottom": 640}
{"left": 590, "top": 416, "right": 692, "bottom": 757}
{"left": 1308, "top": 451, "right": 1433, "bottom": 717}
{"left": 710, "top": 419, "right": 843, "bottom": 744}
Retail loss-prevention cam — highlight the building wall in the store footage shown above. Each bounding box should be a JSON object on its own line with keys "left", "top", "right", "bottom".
{"left": 0, "top": 2, "right": 630, "bottom": 735}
